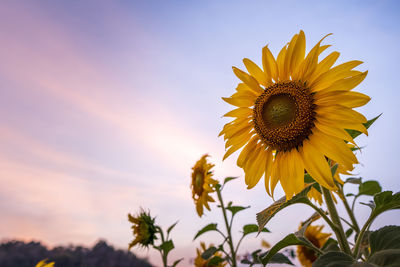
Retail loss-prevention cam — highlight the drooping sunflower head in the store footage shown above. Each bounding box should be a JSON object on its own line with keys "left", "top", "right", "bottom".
{"left": 195, "top": 242, "right": 227, "bottom": 267}
{"left": 128, "top": 210, "right": 157, "bottom": 249}
{"left": 35, "top": 260, "right": 55, "bottom": 267}
{"left": 220, "top": 30, "right": 370, "bottom": 199}
{"left": 297, "top": 224, "right": 331, "bottom": 267}
{"left": 191, "top": 154, "right": 218, "bottom": 217}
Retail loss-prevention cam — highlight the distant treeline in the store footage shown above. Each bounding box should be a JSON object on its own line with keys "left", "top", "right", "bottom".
{"left": 0, "top": 239, "right": 154, "bottom": 267}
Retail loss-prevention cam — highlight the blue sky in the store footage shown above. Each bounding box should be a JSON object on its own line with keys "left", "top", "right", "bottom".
{"left": 0, "top": 1, "right": 399, "bottom": 266}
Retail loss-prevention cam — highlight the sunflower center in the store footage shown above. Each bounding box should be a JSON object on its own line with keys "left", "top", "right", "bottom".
{"left": 262, "top": 94, "right": 296, "bottom": 127}
{"left": 194, "top": 172, "right": 204, "bottom": 195}
{"left": 253, "top": 81, "right": 315, "bottom": 151}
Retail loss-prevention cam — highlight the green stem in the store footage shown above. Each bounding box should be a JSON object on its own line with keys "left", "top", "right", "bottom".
{"left": 216, "top": 185, "right": 237, "bottom": 267}
{"left": 306, "top": 201, "right": 337, "bottom": 232}
{"left": 322, "top": 187, "right": 352, "bottom": 254}
{"left": 353, "top": 215, "right": 375, "bottom": 259}
{"left": 156, "top": 226, "right": 168, "bottom": 267}
{"left": 340, "top": 191, "right": 360, "bottom": 233}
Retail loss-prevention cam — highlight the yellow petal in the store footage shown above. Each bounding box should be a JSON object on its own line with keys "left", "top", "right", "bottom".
{"left": 310, "top": 61, "right": 363, "bottom": 91}
{"left": 316, "top": 105, "right": 367, "bottom": 123}
{"left": 245, "top": 144, "right": 267, "bottom": 189}
{"left": 270, "top": 153, "right": 282, "bottom": 197}
{"left": 315, "top": 90, "right": 371, "bottom": 108}
{"left": 290, "top": 30, "right": 306, "bottom": 76}
{"left": 262, "top": 45, "right": 278, "bottom": 82}
{"left": 288, "top": 149, "right": 305, "bottom": 196}
{"left": 299, "top": 138, "right": 335, "bottom": 190}
{"left": 314, "top": 121, "right": 355, "bottom": 144}
{"left": 222, "top": 96, "right": 254, "bottom": 107}
{"left": 243, "top": 58, "right": 269, "bottom": 87}
{"left": 264, "top": 147, "right": 274, "bottom": 196}
{"left": 313, "top": 71, "right": 368, "bottom": 93}
{"left": 316, "top": 115, "right": 368, "bottom": 135}
{"left": 232, "top": 67, "right": 264, "bottom": 94}
{"left": 284, "top": 33, "right": 299, "bottom": 77}
{"left": 294, "top": 33, "right": 331, "bottom": 81}
{"left": 276, "top": 44, "right": 288, "bottom": 81}
{"left": 278, "top": 152, "right": 295, "bottom": 199}
{"left": 237, "top": 136, "right": 258, "bottom": 167}
{"left": 308, "top": 51, "right": 340, "bottom": 84}
{"left": 223, "top": 107, "right": 253, "bottom": 118}
{"left": 311, "top": 128, "right": 358, "bottom": 169}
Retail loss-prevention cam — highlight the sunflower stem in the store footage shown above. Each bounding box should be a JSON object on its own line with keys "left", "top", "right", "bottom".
{"left": 155, "top": 226, "right": 168, "bottom": 267}
{"left": 216, "top": 185, "right": 237, "bottom": 267}
{"left": 321, "top": 187, "right": 351, "bottom": 255}
{"left": 353, "top": 214, "right": 375, "bottom": 259}
{"left": 339, "top": 187, "right": 360, "bottom": 233}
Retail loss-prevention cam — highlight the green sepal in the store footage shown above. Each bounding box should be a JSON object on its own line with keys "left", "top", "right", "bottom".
{"left": 201, "top": 246, "right": 218, "bottom": 260}
{"left": 345, "top": 114, "right": 381, "bottom": 139}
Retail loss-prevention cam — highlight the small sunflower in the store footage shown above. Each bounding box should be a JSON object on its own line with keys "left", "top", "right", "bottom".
{"left": 128, "top": 210, "right": 157, "bottom": 249}
{"left": 191, "top": 154, "right": 218, "bottom": 217}
{"left": 220, "top": 30, "right": 370, "bottom": 199}
{"left": 35, "top": 260, "right": 55, "bottom": 267}
{"left": 195, "top": 242, "right": 227, "bottom": 267}
{"left": 297, "top": 224, "right": 331, "bottom": 267}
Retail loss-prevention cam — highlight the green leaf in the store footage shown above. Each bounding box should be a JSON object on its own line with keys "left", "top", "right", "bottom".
{"left": 346, "top": 114, "right": 381, "bottom": 139}
{"left": 207, "top": 256, "right": 225, "bottom": 266}
{"left": 223, "top": 176, "right": 238, "bottom": 185}
{"left": 345, "top": 228, "right": 354, "bottom": 238}
{"left": 369, "top": 225, "right": 400, "bottom": 254}
{"left": 243, "top": 224, "right": 269, "bottom": 236}
{"left": 167, "top": 221, "right": 178, "bottom": 235}
{"left": 193, "top": 223, "right": 218, "bottom": 240}
{"left": 358, "top": 180, "right": 382, "bottom": 196}
{"left": 171, "top": 258, "right": 183, "bottom": 267}
{"left": 269, "top": 253, "right": 294, "bottom": 265}
{"left": 160, "top": 240, "right": 174, "bottom": 255}
{"left": 371, "top": 191, "right": 400, "bottom": 217}
{"left": 256, "top": 184, "right": 313, "bottom": 232}
{"left": 346, "top": 177, "right": 362, "bottom": 184}
{"left": 226, "top": 205, "right": 250, "bottom": 216}
{"left": 321, "top": 238, "right": 340, "bottom": 252}
{"left": 260, "top": 223, "right": 320, "bottom": 265}
{"left": 312, "top": 251, "right": 354, "bottom": 267}
{"left": 368, "top": 249, "right": 400, "bottom": 267}
{"left": 201, "top": 246, "right": 217, "bottom": 260}
{"left": 240, "top": 259, "right": 252, "bottom": 265}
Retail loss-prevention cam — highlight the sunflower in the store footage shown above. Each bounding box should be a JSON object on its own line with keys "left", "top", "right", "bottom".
{"left": 128, "top": 210, "right": 157, "bottom": 249}
{"left": 220, "top": 30, "right": 370, "bottom": 199}
{"left": 195, "top": 242, "right": 227, "bottom": 267}
{"left": 297, "top": 224, "right": 331, "bottom": 267}
{"left": 191, "top": 154, "right": 218, "bottom": 217}
{"left": 35, "top": 260, "right": 55, "bottom": 267}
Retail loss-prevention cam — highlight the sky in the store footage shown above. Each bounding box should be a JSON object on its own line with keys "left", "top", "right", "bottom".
{"left": 0, "top": 0, "right": 399, "bottom": 266}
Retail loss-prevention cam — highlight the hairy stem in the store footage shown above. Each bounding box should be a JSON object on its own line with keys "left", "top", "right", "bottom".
{"left": 322, "top": 187, "right": 352, "bottom": 254}
{"left": 216, "top": 185, "right": 237, "bottom": 267}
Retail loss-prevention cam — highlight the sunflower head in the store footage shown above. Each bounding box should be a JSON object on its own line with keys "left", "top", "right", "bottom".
{"left": 195, "top": 242, "right": 227, "bottom": 267}
{"left": 221, "top": 30, "right": 370, "bottom": 199}
{"left": 128, "top": 210, "right": 157, "bottom": 249}
{"left": 35, "top": 260, "right": 55, "bottom": 267}
{"left": 297, "top": 224, "right": 331, "bottom": 267}
{"left": 191, "top": 154, "right": 218, "bottom": 217}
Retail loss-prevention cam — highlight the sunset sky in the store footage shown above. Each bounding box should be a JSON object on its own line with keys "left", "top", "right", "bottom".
{"left": 1, "top": 1, "right": 399, "bottom": 266}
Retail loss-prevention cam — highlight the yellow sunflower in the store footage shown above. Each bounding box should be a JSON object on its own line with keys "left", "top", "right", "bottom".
{"left": 195, "top": 242, "right": 227, "bottom": 267}
{"left": 220, "top": 30, "right": 370, "bottom": 199}
{"left": 297, "top": 224, "right": 331, "bottom": 267}
{"left": 191, "top": 154, "right": 218, "bottom": 217}
{"left": 35, "top": 260, "right": 55, "bottom": 267}
{"left": 128, "top": 210, "right": 157, "bottom": 249}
